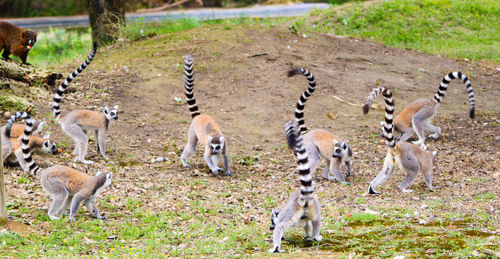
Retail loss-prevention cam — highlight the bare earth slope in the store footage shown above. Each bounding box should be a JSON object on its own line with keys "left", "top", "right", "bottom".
{"left": 4, "top": 24, "right": 499, "bottom": 256}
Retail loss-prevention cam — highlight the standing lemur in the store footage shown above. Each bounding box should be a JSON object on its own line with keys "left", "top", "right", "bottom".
{"left": 8, "top": 114, "right": 112, "bottom": 221}
{"left": 364, "top": 72, "right": 475, "bottom": 149}
{"left": 363, "top": 87, "right": 438, "bottom": 194}
{"left": 51, "top": 42, "right": 119, "bottom": 164}
{"left": 269, "top": 120, "right": 322, "bottom": 253}
{"left": 180, "top": 54, "right": 232, "bottom": 176}
{"left": 288, "top": 68, "right": 352, "bottom": 184}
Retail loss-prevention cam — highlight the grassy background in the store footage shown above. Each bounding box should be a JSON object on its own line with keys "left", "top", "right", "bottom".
{"left": 292, "top": 0, "right": 500, "bottom": 62}
{"left": 27, "top": 16, "right": 291, "bottom": 68}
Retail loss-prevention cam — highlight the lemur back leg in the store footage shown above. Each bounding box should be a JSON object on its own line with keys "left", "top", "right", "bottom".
{"left": 304, "top": 220, "right": 312, "bottom": 238}
{"left": 311, "top": 216, "right": 322, "bottom": 241}
{"left": 397, "top": 153, "right": 421, "bottom": 193}
{"left": 424, "top": 121, "right": 441, "bottom": 140}
{"left": 411, "top": 107, "right": 435, "bottom": 148}
{"left": 399, "top": 128, "right": 415, "bottom": 142}
{"left": 181, "top": 127, "right": 198, "bottom": 167}
{"left": 47, "top": 182, "right": 69, "bottom": 220}
{"left": 423, "top": 167, "right": 439, "bottom": 190}
{"left": 369, "top": 152, "right": 395, "bottom": 194}
{"left": 63, "top": 123, "right": 93, "bottom": 164}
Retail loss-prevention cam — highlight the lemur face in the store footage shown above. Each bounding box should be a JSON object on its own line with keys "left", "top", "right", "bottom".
{"left": 209, "top": 136, "right": 224, "bottom": 155}
{"left": 42, "top": 139, "right": 61, "bottom": 155}
{"left": 103, "top": 105, "right": 119, "bottom": 120}
{"left": 333, "top": 140, "right": 351, "bottom": 161}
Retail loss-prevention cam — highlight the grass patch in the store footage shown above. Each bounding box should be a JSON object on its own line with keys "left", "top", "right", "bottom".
{"left": 293, "top": 0, "right": 500, "bottom": 62}
{"left": 28, "top": 16, "right": 291, "bottom": 68}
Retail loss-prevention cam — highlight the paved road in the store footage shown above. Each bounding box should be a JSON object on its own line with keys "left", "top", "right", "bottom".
{"left": 3, "top": 3, "right": 330, "bottom": 29}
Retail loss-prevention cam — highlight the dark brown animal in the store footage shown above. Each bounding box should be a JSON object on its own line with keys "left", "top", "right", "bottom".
{"left": 0, "top": 21, "right": 37, "bottom": 64}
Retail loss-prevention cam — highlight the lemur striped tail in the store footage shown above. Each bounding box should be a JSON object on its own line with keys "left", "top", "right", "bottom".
{"left": 363, "top": 87, "right": 395, "bottom": 148}
{"left": 5, "top": 111, "right": 29, "bottom": 137}
{"left": 18, "top": 114, "right": 42, "bottom": 177}
{"left": 52, "top": 42, "right": 97, "bottom": 120}
{"left": 288, "top": 68, "right": 316, "bottom": 133}
{"left": 434, "top": 72, "right": 475, "bottom": 119}
{"left": 184, "top": 54, "right": 200, "bottom": 118}
{"left": 284, "top": 120, "right": 313, "bottom": 202}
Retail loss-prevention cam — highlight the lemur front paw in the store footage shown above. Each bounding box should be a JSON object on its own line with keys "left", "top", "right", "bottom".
{"left": 98, "top": 215, "right": 107, "bottom": 220}
{"left": 400, "top": 188, "right": 414, "bottom": 193}
{"left": 313, "top": 235, "right": 323, "bottom": 242}
{"left": 49, "top": 215, "right": 60, "bottom": 220}
{"left": 223, "top": 171, "right": 233, "bottom": 176}
{"left": 269, "top": 247, "right": 283, "bottom": 253}
{"left": 428, "top": 133, "right": 440, "bottom": 139}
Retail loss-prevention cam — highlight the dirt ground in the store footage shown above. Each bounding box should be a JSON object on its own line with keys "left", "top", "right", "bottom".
{"left": 3, "top": 24, "right": 499, "bottom": 255}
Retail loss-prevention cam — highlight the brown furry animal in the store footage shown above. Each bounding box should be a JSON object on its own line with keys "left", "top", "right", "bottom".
{"left": 0, "top": 21, "right": 37, "bottom": 64}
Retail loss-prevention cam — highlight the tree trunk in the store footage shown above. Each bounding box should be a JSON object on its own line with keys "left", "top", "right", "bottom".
{"left": 0, "top": 131, "right": 5, "bottom": 226}
{"left": 88, "top": 0, "right": 126, "bottom": 46}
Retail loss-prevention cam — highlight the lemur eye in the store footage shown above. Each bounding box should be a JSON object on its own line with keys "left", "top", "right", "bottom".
{"left": 110, "top": 112, "right": 115, "bottom": 116}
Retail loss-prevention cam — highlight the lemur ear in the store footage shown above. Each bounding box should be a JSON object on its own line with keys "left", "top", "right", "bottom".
{"left": 38, "top": 121, "right": 46, "bottom": 130}
{"left": 43, "top": 133, "right": 50, "bottom": 139}
{"left": 96, "top": 171, "right": 103, "bottom": 176}
{"left": 103, "top": 106, "right": 110, "bottom": 114}
{"left": 113, "top": 105, "right": 119, "bottom": 110}
{"left": 342, "top": 142, "right": 348, "bottom": 150}
{"left": 220, "top": 136, "right": 224, "bottom": 143}
{"left": 208, "top": 136, "right": 213, "bottom": 142}
{"left": 333, "top": 140, "right": 340, "bottom": 146}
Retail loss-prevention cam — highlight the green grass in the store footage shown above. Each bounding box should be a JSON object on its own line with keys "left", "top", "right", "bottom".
{"left": 26, "top": 16, "right": 291, "bottom": 68}
{"left": 293, "top": 0, "right": 500, "bottom": 62}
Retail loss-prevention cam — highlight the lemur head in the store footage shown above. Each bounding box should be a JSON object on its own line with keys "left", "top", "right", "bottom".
{"left": 332, "top": 140, "right": 352, "bottom": 162}
{"left": 41, "top": 133, "right": 61, "bottom": 155}
{"left": 208, "top": 135, "right": 224, "bottom": 155}
{"left": 103, "top": 105, "right": 119, "bottom": 121}
{"left": 22, "top": 30, "right": 37, "bottom": 50}
{"left": 96, "top": 171, "right": 113, "bottom": 188}
{"left": 270, "top": 209, "right": 280, "bottom": 230}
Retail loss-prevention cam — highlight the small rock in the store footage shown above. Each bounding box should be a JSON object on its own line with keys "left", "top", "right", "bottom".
{"left": 419, "top": 219, "right": 427, "bottom": 225}
{"left": 151, "top": 157, "right": 169, "bottom": 163}
{"left": 418, "top": 68, "right": 426, "bottom": 72}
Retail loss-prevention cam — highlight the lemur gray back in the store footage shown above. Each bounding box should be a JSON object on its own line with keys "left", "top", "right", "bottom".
{"left": 183, "top": 54, "right": 200, "bottom": 118}
{"left": 433, "top": 72, "right": 475, "bottom": 118}
{"left": 52, "top": 42, "right": 97, "bottom": 119}
{"left": 288, "top": 68, "right": 316, "bottom": 133}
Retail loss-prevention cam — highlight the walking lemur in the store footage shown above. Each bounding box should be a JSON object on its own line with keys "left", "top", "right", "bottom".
{"left": 364, "top": 72, "right": 475, "bottom": 149}
{"left": 51, "top": 42, "right": 119, "bottom": 164}
{"left": 288, "top": 68, "right": 352, "bottom": 184}
{"left": 8, "top": 113, "right": 112, "bottom": 221}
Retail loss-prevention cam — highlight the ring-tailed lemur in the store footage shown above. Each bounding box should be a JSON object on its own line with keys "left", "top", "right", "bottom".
{"left": 4, "top": 132, "right": 60, "bottom": 172}
{"left": 364, "top": 72, "right": 475, "bottom": 149}
{"left": 180, "top": 54, "right": 232, "bottom": 176}
{"left": 51, "top": 42, "right": 119, "bottom": 164}
{"left": 2, "top": 112, "right": 46, "bottom": 164}
{"left": 13, "top": 113, "right": 112, "bottom": 221}
{"left": 289, "top": 68, "right": 352, "bottom": 184}
{"left": 269, "top": 120, "right": 322, "bottom": 253}
{"left": 363, "top": 87, "right": 438, "bottom": 194}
